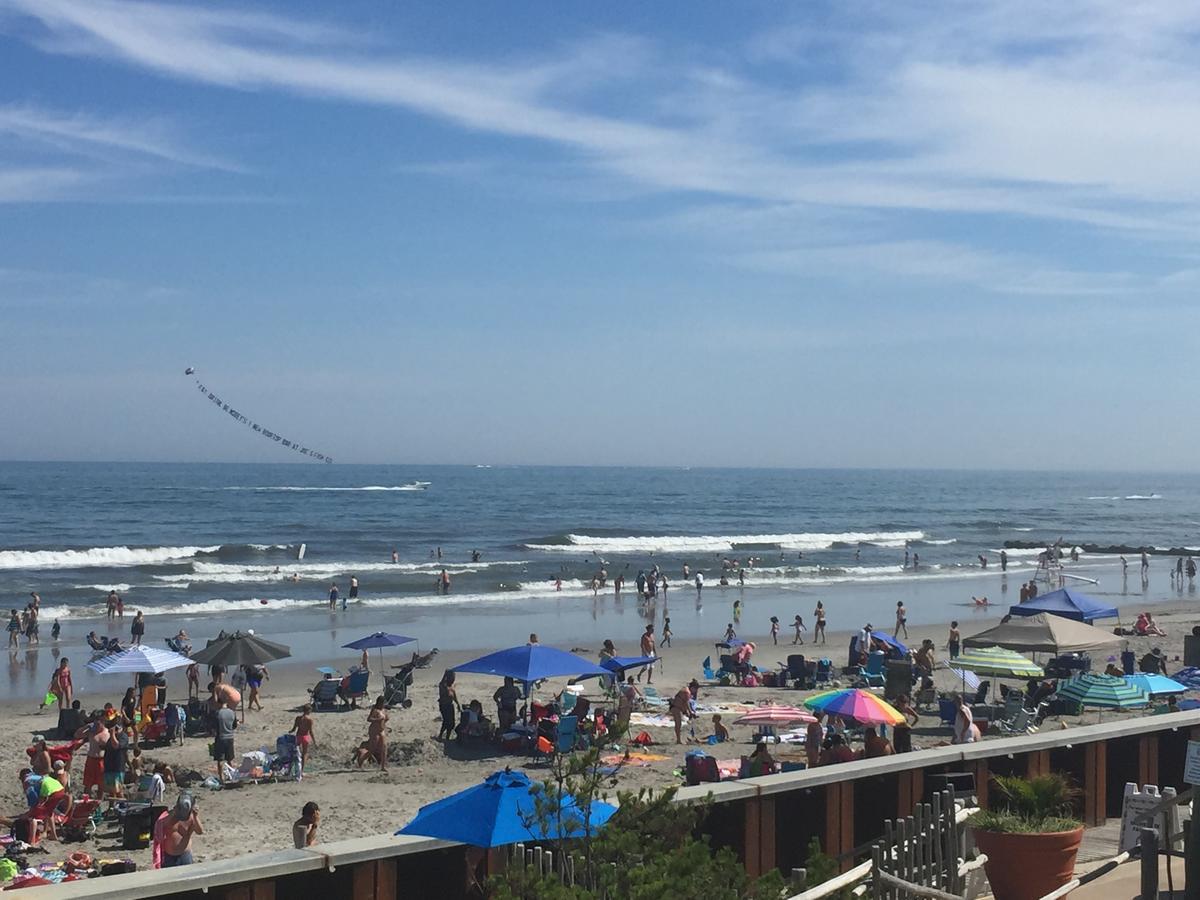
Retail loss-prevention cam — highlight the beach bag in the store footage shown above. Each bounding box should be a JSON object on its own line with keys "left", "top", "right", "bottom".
{"left": 42, "top": 692, "right": 57, "bottom": 708}
{"left": 100, "top": 860, "right": 136, "bottom": 876}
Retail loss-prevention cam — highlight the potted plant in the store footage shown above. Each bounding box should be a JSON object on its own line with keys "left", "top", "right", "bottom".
{"left": 969, "top": 773, "right": 1083, "bottom": 900}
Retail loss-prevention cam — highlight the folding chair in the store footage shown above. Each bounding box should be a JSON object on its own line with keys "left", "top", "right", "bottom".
{"left": 555, "top": 715, "right": 580, "bottom": 754}
{"left": 341, "top": 670, "right": 370, "bottom": 708}
{"left": 702, "top": 657, "right": 716, "bottom": 680}
{"left": 862, "top": 651, "right": 886, "bottom": 688}
{"left": 310, "top": 679, "right": 340, "bottom": 710}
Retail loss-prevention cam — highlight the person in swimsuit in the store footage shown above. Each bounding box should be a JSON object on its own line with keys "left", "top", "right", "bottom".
{"left": 289, "top": 705, "right": 316, "bottom": 767}
{"left": 437, "top": 671, "right": 460, "bottom": 741}
{"left": 895, "top": 601, "right": 908, "bottom": 639}
{"left": 246, "top": 664, "right": 268, "bottom": 711}
{"left": 792, "top": 614, "right": 806, "bottom": 645}
{"left": 131, "top": 611, "right": 145, "bottom": 645}
{"left": 47, "top": 658, "right": 72, "bottom": 710}
{"left": 813, "top": 602, "right": 826, "bottom": 644}
{"left": 364, "top": 697, "right": 389, "bottom": 772}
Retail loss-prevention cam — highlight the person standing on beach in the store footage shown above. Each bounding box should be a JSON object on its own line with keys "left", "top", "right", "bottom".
{"left": 367, "top": 697, "right": 389, "bottom": 772}
{"left": 694, "top": 571, "right": 704, "bottom": 595}
{"left": 158, "top": 793, "right": 203, "bottom": 868}
{"left": 639, "top": 624, "right": 656, "bottom": 683}
{"left": 7, "top": 609, "right": 20, "bottom": 649}
{"left": 131, "top": 611, "right": 145, "bottom": 645}
{"left": 349, "top": 575, "right": 359, "bottom": 606}
{"left": 813, "top": 602, "right": 826, "bottom": 644}
{"left": 661, "top": 617, "right": 673, "bottom": 647}
{"left": 948, "top": 621, "right": 961, "bottom": 659}
{"left": 895, "top": 602, "right": 908, "bottom": 639}
{"left": 289, "top": 706, "right": 316, "bottom": 768}
{"left": 328, "top": 583, "right": 338, "bottom": 610}
{"left": 769, "top": 616, "right": 780, "bottom": 645}
{"left": 437, "top": 671, "right": 460, "bottom": 742}
{"left": 214, "top": 702, "right": 237, "bottom": 784}
{"left": 792, "top": 614, "right": 806, "bottom": 645}
{"left": 1141, "top": 550, "right": 1150, "bottom": 577}
{"left": 1000, "top": 550, "right": 1008, "bottom": 572}
{"left": 24, "top": 602, "right": 38, "bottom": 645}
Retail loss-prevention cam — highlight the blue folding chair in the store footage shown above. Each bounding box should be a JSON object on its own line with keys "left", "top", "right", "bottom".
{"left": 702, "top": 656, "right": 715, "bottom": 680}
{"left": 863, "top": 651, "right": 886, "bottom": 688}
{"left": 815, "top": 658, "right": 833, "bottom": 685}
{"left": 555, "top": 715, "right": 579, "bottom": 754}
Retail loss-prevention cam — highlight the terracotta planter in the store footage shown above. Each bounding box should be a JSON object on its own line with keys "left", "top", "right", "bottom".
{"left": 973, "top": 827, "right": 1083, "bottom": 900}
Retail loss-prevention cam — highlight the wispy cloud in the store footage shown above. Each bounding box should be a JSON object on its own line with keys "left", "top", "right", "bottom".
{"left": 5, "top": 0, "right": 1200, "bottom": 288}
{"left": 0, "top": 105, "right": 243, "bottom": 172}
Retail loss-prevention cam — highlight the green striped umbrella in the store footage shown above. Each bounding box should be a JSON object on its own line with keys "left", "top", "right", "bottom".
{"left": 1059, "top": 673, "right": 1148, "bottom": 721}
{"left": 954, "top": 646, "right": 1044, "bottom": 678}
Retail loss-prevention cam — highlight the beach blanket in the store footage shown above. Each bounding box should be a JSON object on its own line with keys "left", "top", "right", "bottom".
{"left": 628, "top": 713, "right": 674, "bottom": 728}
{"left": 600, "top": 752, "right": 669, "bottom": 766}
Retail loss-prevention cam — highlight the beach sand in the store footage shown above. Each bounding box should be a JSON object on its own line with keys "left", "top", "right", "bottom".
{"left": 0, "top": 604, "right": 1194, "bottom": 870}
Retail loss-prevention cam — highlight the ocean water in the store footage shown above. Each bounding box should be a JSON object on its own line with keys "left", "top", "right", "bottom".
{"left": 0, "top": 463, "right": 1195, "bottom": 697}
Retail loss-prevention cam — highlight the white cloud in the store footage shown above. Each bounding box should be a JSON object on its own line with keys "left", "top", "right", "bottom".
{"left": 5, "top": 0, "right": 1200, "bottom": 286}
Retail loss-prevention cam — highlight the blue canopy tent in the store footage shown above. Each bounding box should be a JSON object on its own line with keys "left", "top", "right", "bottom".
{"left": 1007, "top": 588, "right": 1118, "bottom": 623}
{"left": 455, "top": 645, "right": 609, "bottom": 687}
{"left": 396, "top": 769, "right": 616, "bottom": 847}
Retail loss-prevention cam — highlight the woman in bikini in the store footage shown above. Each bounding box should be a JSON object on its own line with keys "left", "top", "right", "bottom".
{"left": 813, "top": 602, "right": 827, "bottom": 644}
{"left": 290, "top": 705, "right": 316, "bottom": 767}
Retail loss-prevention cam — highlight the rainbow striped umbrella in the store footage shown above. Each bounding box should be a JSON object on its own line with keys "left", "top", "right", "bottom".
{"left": 803, "top": 688, "right": 905, "bottom": 726}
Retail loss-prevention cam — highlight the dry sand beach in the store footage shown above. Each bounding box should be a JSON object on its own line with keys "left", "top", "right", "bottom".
{"left": 1, "top": 604, "right": 1194, "bottom": 870}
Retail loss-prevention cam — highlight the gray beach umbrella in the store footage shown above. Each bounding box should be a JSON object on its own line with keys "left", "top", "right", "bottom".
{"left": 190, "top": 630, "right": 292, "bottom": 667}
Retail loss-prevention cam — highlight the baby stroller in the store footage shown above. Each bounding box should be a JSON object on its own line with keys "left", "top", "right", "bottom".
{"left": 383, "top": 664, "right": 415, "bottom": 708}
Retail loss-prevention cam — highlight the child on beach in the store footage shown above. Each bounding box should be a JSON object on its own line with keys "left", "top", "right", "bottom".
{"left": 948, "top": 621, "right": 960, "bottom": 659}
{"left": 769, "top": 616, "right": 780, "bottom": 645}
{"left": 792, "top": 615, "right": 806, "bottom": 645}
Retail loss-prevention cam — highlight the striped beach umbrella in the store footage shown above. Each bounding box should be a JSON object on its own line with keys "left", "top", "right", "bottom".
{"left": 733, "top": 705, "right": 817, "bottom": 727}
{"left": 803, "top": 688, "right": 905, "bottom": 726}
{"left": 954, "top": 646, "right": 1043, "bottom": 679}
{"left": 1059, "top": 673, "right": 1147, "bottom": 720}
{"left": 86, "top": 645, "right": 194, "bottom": 675}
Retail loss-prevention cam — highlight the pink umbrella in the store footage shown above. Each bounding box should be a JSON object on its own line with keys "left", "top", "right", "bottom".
{"left": 733, "top": 705, "right": 817, "bottom": 727}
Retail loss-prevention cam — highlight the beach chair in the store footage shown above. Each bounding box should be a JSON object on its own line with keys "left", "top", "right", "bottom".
{"left": 702, "top": 657, "right": 715, "bottom": 680}
{"left": 341, "top": 670, "right": 370, "bottom": 708}
{"left": 815, "top": 658, "right": 833, "bottom": 686}
{"left": 642, "top": 686, "right": 668, "bottom": 708}
{"left": 786, "top": 655, "right": 810, "bottom": 689}
{"left": 555, "top": 715, "right": 580, "bottom": 754}
{"left": 862, "top": 652, "right": 886, "bottom": 688}
{"left": 1001, "top": 693, "right": 1025, "bottom": 721}
{"left": 938, "top": 697, "right": 957, "bottom": 726}
{"left": 999, "top": 707, "right": 1038, "bottom": 735}
{"left": 915, "top": 685, "right": 937, "bottom": 711}
{"left": 559, "top": 691, "right": 578, "bottom": 714}
{"left": 311, "top": 678, "right": 340, "bottom": 710}
{"left": 62, "top": 797, "right": 101, "bottom": 841}
{"left": 971, "top": 680, "right": 991, "bottom": 705}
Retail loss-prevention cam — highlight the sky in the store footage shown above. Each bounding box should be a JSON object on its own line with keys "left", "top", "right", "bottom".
{"left": 2, "top": 1, "right": 1200, "bottom": 470}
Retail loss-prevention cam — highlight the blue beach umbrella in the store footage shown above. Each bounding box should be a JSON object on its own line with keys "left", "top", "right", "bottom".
{"left": 1124, "top": 674, "right": 1188, "bottom": 696}
{"left": 600, "top": 655, "right": 658, "bottom": 676}
{"left": 396, "top": 769, "right": 617, "bottom": 848}
{"left": 342, "top": 632, "right": 417, "bottom": 669}
{"left": 455, "top": 645, "right": 609, "bottom": 685}
{"left": 1172, "top": 667, "right": 1200, "bottom": 690}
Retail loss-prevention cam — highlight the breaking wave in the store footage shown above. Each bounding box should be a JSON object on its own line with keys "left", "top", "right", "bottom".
{"left": 0, "top": 545, "right": 220, "bottom": 571}
{"left": 523, "top": 531, "right": 928, "bottom": 554}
